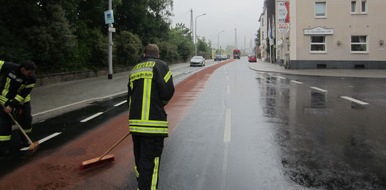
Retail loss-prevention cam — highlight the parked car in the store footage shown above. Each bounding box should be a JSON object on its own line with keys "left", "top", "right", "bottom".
{"left": 214, "top": 54, "right": 221, "bottom": 61}
{"left": 190, "top": 56, "right": 205, "bottom": 67}
{"left": 248, "top": 54, "right": 257, "bottom": 62}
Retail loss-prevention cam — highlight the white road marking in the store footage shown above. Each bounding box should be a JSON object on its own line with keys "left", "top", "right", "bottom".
{"left": 221, "top": 142, "right": 229, "bottom": 189}
{"left": 340, "top": 96, "right": 369, "bottom": 105}
{"left": 20, "top": 132, "right": 62, "bottom": 151}
{"left": 114, "top": 100, "right": 127, "bottom": 107}
{"left": 311, "top": 87, "right": 328, "bottom": 93}
{"left": 226, "top": 76, "right": 229, "bottom": 80}
{"left": 277, "top": 76, "right": 286, "bottom": 80}
{"left": 224, "top": 109, "right": 232, "bottom": 142}
{"left": 80, "top": 112, "right": 104, "bottom": 122}
{"left": 227, "top": 85, "right": 230, "bottom": 94}
{"left": 291, "top": 80, "right": 303, "bottom": 84}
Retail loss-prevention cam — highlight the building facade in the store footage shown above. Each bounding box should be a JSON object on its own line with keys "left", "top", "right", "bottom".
{"left": 263, "top": 0, "right": 386, "bottom": 69}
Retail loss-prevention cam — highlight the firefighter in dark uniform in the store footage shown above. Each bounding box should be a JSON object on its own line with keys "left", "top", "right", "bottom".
{"left": 0, "top": 60, "right": 37, "bottom": 156}
{"left": 128, "top": 44, "right": 174, "bottom": 190}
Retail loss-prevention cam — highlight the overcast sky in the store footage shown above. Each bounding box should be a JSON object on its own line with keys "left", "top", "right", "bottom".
{"left": 171, "top": 0, "right": 264, "bottom": 52}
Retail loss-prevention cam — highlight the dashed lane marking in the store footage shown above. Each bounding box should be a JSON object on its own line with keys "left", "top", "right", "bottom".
{"left": 80, "top": 112, "right": 104, "bottom": 122}
{"left": 227, "top": 85, "right": 230, "bottom": 94}
{"left": 291, "top": 80, "right": 303, "bottom": 84}
{"left": 311, "top": 87, "right": 328, "bottom": 93}
{"left": 224, "top": 108, "right": 232, "bottom": 142}
{"left": 114, "top": 100, "right": 127, "bottom": 107}
{"left": 340, "top": 96, "right": 369, "bottom": 105}
{"left": 20, "top": 132, "right": 62, "bottom": 151}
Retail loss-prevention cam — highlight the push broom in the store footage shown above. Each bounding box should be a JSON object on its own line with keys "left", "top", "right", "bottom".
{"left": 6, "top": 111, "right": 39, "bottom": 154}
{"left": 80, "top": 131, "right": 131, "bottom": 170}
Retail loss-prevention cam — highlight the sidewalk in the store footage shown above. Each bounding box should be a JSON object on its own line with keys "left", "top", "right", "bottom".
{"left": 248, "top": 59, "right": 386, "bottom": 78}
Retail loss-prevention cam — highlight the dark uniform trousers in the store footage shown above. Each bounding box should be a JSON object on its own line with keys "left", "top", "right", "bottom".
{"left": 132, "top": 135, "right": 164, "bottom": 190}
{"left": 0, "top": 102, "right": 32, "bottom": 147}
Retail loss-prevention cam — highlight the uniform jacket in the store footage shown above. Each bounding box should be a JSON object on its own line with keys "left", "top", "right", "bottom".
{"left": 128, "top": 56, "right": 174, "bottom": 136}
{"left": 0, "top": 60, "right": 36, "bottom": 108}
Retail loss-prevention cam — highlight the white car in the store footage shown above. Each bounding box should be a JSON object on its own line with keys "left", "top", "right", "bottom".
{"left": 190, "top": 56, "right": 205, "bottom": 67}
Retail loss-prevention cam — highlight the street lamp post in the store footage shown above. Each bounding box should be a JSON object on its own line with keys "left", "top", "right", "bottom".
{"left": 217, "top": 30, "right": 225, "bottom": 53}
{"left": 107, "top": 0, "right": 113, "bottom": 79}
{"left": 195, "top": 13, "right": 206, "bottom": 56}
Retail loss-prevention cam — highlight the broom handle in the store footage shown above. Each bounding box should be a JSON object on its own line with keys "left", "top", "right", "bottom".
{"left": 7, "top": 112, "right": 34, "bottom": 145}
{"left": 1, "top": 104, "right": 34, "bottom": 145}
{"left": 99, "top": 131, "right": 131, "bottom": 161}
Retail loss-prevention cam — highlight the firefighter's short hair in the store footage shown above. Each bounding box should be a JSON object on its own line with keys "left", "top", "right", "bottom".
{"left": 20, "top": 60, "right": 37, "bottom": 71}
{"left": 144, "top": 44, "right": 159, "bottom": 57}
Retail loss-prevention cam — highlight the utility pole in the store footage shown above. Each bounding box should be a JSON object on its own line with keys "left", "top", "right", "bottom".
{"left": 190, "top": 9, "right": 194, "bottom": 40}
{"left": 234, "top": 28, "right": 237, "bottom": 49}
{"left": 107, "top": 0, "right": 114, "bottom": 79}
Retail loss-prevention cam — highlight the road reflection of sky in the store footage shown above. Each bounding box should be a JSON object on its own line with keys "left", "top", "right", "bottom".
{"left": 256, "top": 73, "right": 386, "bottom": 189}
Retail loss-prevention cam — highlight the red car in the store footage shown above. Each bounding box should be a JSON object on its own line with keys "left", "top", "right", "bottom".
{"left": 248, "top": 54, "right": 257, "bottom": 62}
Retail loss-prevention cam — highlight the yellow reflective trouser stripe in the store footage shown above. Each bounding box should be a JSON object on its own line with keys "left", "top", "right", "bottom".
{"left": 0, "top": 135, "right": 11, "bottom": 141}
{"left": 142, "top": 78, "right": 152, "bottom": 120}
{"left": 0, "top": 60, "right": 4, "bottom": 70}
{"left": 151, "top": 157, "right": 160, "bottom": 190}
{"left": 129, "top": 126, "right": 168, "bottom": 134}
{"left": 164, "top": 71, "right": 172, "bottom": 83}
{"left": 135, "top": 166, "right": 139, "bottom": 178}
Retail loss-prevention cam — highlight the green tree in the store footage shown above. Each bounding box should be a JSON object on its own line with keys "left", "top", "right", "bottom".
{"left": 115, "top": 31, "right": 142, "bottom": 67}
{"left": 197, "top": 37, "right": 211, "bottom": 59}
{"left": 169, "top": 24, "right": 194, "bottom": 62}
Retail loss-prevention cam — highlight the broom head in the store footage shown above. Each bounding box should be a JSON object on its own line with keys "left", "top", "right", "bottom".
{"left": 80, "top": 154, "right": 115, "bottom": 170}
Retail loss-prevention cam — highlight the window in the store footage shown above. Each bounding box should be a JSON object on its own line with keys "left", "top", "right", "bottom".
{"left": 310, "top": 36, "right": 326, "bottom": 53}
{"left": 361, "top": 0, "right": 367, "bottom": 13}
{"left": 351, "top": 0, "right": 367, "bottom": 14}
{"left": 351, "top": 36, "right": 367, "bottom": 52}
{"left": 351, "top": 1, "right": 357, "bottom": 13}
{"left": 315, "top": 2, "right": 326, "bottom": 17}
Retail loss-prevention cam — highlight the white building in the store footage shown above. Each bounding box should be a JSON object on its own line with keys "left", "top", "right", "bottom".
{"left": 265, "top": 0, "right": 386, "bottom": 69}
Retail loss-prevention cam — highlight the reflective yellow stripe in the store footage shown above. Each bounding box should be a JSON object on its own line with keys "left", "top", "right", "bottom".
{"left": 164, "top": 71, "right": 172, "bottom": 83}
{"left": 142, "top": 79, "right": 152, "bottom": 120}
{"left": 24, "top": 94, "right": 31, "bottom": 102}
{"left": 15, "top": 94, "right": 24, "bottom": 102}
{"left": 14, "top": 94, "right": 30, "bottom": 103}
{"left": 135, "top": 166, "right": 139, "bottom": 178}
{"left": 0, "top": 96, "right": 7, "bottom": 104}
{"left": 26, "top": 83, "right": 35, "bottom": 88}
{"left": 130, "top": 71, "right": 153, "bottom": 82}
{"left": 151, "top": 157, "right": 160, "bottom": 190}
{"left": 23, "top": 128, "right": 32, "bottom": 133}
{"left": 0, "top": 60, "right": 4, "bottom": 69}
{"left": 129, "top": 120, "right": 168, "bottom": 127}
{"left": 0, "top": 135, "right": 11, "bottom": 141}
{"left": 2, "top": 78, "right": 11, "bottom": 97}
{"left": 132, "top": 61, "right": 155, "bottom": 70}
{"left": 129, "top": 126, "right": 168, "bottom": 134}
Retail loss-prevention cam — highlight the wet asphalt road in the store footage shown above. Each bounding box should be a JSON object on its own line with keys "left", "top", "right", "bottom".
{"left": 1, "top": 57, "right": 386, "bottom": 189}
{"left": 160, "top": 58, "right": 386, "bottom": 189}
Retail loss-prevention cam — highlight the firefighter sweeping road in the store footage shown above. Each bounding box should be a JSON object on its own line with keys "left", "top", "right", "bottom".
{"left": 1, "top": 57, "right": 386, "bottom": 189}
